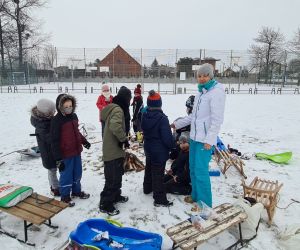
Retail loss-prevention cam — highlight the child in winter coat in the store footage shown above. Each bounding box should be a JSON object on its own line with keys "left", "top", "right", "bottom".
{"left": 131, "top": 84, "right": 143, "bottom": 133}
{"left": 164, "top": 132, "right": 191, "bottom": 195}
{"left": 99, "top": 86, "right": 132, "bottom": 216}
{"left": 172, "top": 63, "right": 226, "bottom": 207}
{"left": 141, "top": 90, "right": 175, "bottom": 207}
{"left": 96, "top": 84, "right": 113, "bottom": 138}
{"left": 30, "top": 98, "right": 60, "bottom": 196}
{"left": 51, "top": 94, "right": 91, "bottom": 207}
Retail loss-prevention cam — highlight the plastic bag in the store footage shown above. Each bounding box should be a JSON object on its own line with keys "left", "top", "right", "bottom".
{"left": 278, "top": 224, "right": 300, "bottom": 250}
{"left": 190, "top": 215, "right": 206, "bottom": 231}
{"left": 196, "top": 201, "right": 218, "bottom": 220}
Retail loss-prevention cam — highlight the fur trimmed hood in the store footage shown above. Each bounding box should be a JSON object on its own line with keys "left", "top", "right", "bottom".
{"left": 31, "top": 106, "right": 54, "bottom": 120}
{"left": 57, "top": 94, "right": 77, "bottom": 114}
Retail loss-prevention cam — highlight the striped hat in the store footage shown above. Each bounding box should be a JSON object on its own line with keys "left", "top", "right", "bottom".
{"left": 147, "top": 90, "right": 162, "bottom": 108}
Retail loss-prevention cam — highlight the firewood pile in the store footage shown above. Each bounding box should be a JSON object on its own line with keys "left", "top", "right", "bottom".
{"left": 123, "top": 152, "right": 145, "bottom": 172}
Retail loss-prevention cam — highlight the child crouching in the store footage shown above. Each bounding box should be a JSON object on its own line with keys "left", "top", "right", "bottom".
{"left": 164, "top": 132, "right": 191, "bottom": 195}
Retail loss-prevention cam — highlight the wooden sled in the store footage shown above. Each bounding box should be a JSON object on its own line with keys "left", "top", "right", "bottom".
{"left": 242, "top": 177, "right": 283, "bottom": 224}
{"left": 166, "top": 203, "right": 247, "bottom": 250}
{"left": 215, "top": 147, "right": 247, "bottom": 179}
{"left": 0, "top": 193, "right": 68, "bottom": 246}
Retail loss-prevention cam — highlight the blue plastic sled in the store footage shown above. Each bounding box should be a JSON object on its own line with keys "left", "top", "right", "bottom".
{"left": 69, "top": 219, "right": 162, "bottom": 250}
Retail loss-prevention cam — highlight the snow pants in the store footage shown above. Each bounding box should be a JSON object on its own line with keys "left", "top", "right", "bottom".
{"left": 163, "top": 175, "right": 191, "bottom": 195}
{"left": 59, "top": 155, "right": 82, "bottom": 199}
{"left": 189, "top": 140, "right": 213, "bottom": 207}
{"left": 48, "top": 168, "right": 59, "bottom": 189}
{"left": 100, "top": 157, "right": 124, "bottom": 206}
{"left": 143, "top": 155, "right": 168, "bottom": 203}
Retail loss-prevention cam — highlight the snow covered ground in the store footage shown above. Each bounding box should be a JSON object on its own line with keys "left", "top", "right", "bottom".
{"left": 0, "top": 83, "right": 299, "bottom": 249}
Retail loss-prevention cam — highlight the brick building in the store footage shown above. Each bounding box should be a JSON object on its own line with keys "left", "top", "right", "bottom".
{"left": 98, "top": 45, "right": 141, "bottom": 77}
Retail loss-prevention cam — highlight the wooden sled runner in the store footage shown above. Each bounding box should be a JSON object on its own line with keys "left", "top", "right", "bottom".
{"left": 242, "top": 177, "right": 283, "bottom": 224}
{"left": 0, "top": 193, "right": 68, "bottom": 246}
{"left": 166, "top": 203, "right": 247, "bottom": 250}
{"left": 214, "top": 146, "right": 247, "bottom": 179}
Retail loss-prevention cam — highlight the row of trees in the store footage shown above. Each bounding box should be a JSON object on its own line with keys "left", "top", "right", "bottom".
{"left": 249, "top": 26, "right": 300, "bottom": 83}
{"left": 0, "top": 0, "right": 48, "bottom": 73}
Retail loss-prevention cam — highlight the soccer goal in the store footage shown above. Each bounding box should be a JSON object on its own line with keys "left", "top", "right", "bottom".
{"left": 12, "top": 72, "right": 26, "bottom": 85}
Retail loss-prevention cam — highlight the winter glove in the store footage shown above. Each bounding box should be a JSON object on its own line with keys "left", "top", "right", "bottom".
{"left": 118, "top": 139, "right": 130, "bottom": 149}
{"left": 56, "top": 160, "right": 65, "bottom": 172}
{"left": 83, "top": 141, "right": 91, "bottom": 149}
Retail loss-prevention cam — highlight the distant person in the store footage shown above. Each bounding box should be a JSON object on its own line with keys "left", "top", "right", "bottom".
{"left": 96, "top": 84, "right": 113, "bottom": 138}
{"left": 171, "top": 63, "right": 225, "bottom": 207}
{"left": 142, "top": 90, "right": 175, "bottom": 207}
{"left": 99, "top": 86, "right": 132, "bottom": 216}
{"left": 30, "top": 98, "right": 59, "bottom": 196}
{"left": 131, "top": 84, "right": 143, "bottom": 134}
{"left": 51, "top": 94, "right": 91, "bottom": 207}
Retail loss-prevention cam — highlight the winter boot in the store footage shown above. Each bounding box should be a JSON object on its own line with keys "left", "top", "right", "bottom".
{"left": 154, "top": 200, "right": 173, "bottom": 207}
{"left": 61, "top": 196, "right": 75, "bottom": 207}
{"left": 99, "top": 204, "right": 120, "bottom": 216}
{"left": 72, "top": 191, "right": 90, "bottom": 199}
{"left": 184, "top": 195, "right": 194, "bottom": 204}
{"left": 50, "top": 187, "right": 60, "bottom": 197}
{"left": 114, "top": 195, "right": 129, "bottom": 204}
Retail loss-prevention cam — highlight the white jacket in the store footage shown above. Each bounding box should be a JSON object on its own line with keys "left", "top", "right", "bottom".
{"left": 174, "top": 82, "right": 225, "bottom": 146}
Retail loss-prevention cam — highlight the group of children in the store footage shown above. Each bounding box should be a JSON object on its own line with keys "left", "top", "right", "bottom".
{"left": 30, "top": 63, "right": 225, "bottom": 215}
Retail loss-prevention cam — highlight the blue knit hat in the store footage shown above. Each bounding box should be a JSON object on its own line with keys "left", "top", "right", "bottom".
{"left": 147, "top": 90, "right": 162, "bottom": 108}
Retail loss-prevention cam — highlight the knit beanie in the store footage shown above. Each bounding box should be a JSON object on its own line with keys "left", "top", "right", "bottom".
{"left": 147, "top": 90, "right": 162, "bottom": 108}
{"left": 37, "top": 99, "right": 56, "bottom": 115}
{"left": 117, "top": 86, "right": 132, "bottom": 104}
{"left": 197, "top": 63, "right": 214, "bottom": 79}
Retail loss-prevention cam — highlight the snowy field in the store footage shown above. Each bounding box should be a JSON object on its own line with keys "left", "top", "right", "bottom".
{"left": 0, "top": 83, "right": 299, "bottom": 249}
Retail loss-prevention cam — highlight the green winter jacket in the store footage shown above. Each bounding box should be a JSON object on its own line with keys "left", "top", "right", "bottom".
{"left": 101, "top": 103, "right": 127, "bottom": 161}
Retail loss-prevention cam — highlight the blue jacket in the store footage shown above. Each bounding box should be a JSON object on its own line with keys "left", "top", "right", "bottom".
{"left": 141, "top": 108, "right": 175, "bottom": 165}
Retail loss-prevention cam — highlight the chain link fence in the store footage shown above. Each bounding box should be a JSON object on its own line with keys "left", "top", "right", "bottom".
{"left": 1, "top": 47, "right": 299, "bottom": 88}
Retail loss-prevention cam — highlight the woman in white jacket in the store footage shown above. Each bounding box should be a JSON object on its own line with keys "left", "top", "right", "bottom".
{"left": 172, "top": 63, "right": 225, "bottom": 207}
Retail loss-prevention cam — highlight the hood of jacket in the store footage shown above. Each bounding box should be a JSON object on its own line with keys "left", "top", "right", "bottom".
{"left": 141, "top": 109, "right": 165, "bottom": 131}
{"left": 31, "top": 106, "right": 53, "bottom": 120}
{"left": 57, "top": 94, "right": 77, "bottom": 115}
{"left": 101, "top": 103, "right": 120, "bottom": 122}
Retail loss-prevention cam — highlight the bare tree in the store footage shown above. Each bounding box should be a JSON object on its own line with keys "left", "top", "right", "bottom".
{"left": 3, "top": 0, "right": 47, "bottom": 69}
{"left": 42, "top": 45, "right": 56, "bottom": 70}
{"left": 289, "top": 27, "right": 300, "bottom": 56}
{"left": 0, "top": 0, "right": 10, "bottom": 72}
{"left": 249, "top": 26, "right": 285, "bottom": 83}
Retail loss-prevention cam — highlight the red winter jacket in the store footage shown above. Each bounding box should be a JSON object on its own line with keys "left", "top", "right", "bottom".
{"left": 96, "top": 95, "right": 113, "bottom": 121}
{"left": 50, "top": 95, "right": 87, "bottom": 160}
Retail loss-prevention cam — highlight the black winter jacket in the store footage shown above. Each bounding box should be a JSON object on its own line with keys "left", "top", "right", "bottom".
{"left": 170, "top": 150, "right": 190, "bottom": 184}
{"left": 30, "top": 107, "right": 56, "bottom": 169}
{"left": 141, "top": 108, "right": 175, "bottom": 165}
{"left": 132, "top": 96, "right": 143, "bottom": 121}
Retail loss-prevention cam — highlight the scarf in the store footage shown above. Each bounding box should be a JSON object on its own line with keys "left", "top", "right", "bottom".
{"left": 198, "top": 79, "right": 217, "bottom": 93}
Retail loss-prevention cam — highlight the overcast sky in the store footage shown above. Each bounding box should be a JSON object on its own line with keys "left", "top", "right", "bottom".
{"left": 37, "top": 0, "right": 300, "bottom": 50}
